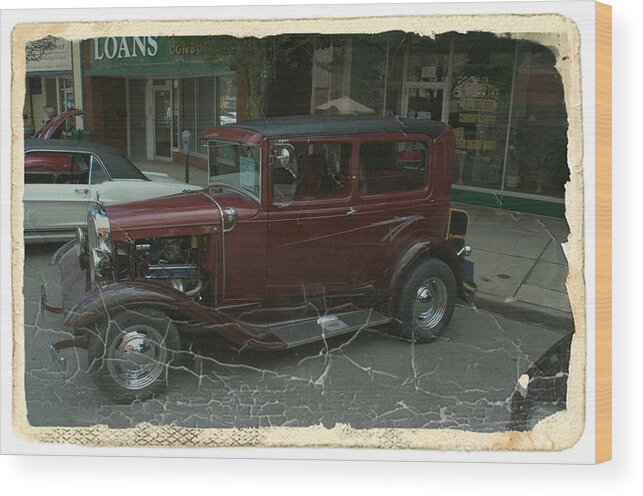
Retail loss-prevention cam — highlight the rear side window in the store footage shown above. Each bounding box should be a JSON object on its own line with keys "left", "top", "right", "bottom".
{"left": 24, "top": 151, "right": 90, "bottom": 185}
{"left": 100, "top": 151, "right": 149, "bottom": 180}
{"left": 90, "top": 156, "right": 110, "bottom": 184}
{"left": 359, "top": 141, "right": 427, "bottom": 195}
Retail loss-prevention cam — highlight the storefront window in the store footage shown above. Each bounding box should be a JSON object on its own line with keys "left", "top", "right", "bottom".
{"left": 312, "top": 41, "right": 351, "bottom": 113}
{"left": 34, "top": 76, "right": 75, "bottom": 128}
{"left": 312, "top": 36, "right": 389, "bottom": 116}
{"left": 448, "top": 33, "right": 516, "bottom": 191}
{"left": 349, "top": 36, "right": 388, "bottom": 115}
{"left": 23, "top": 78, "right": 42, "bottom": 135}
{"left": 128, "top": 79, "right": 147, "bottom": 159}
{"left": 406, "top": 86, "right": 447, "bottom": 121}
{"left": 503, "top": 44, "right": 568, "bottom": 197}
{"left": 308, "top": 32, "right": 568, "bottom": 203}
{"left": 407, "top": 36, "right": 451, "bottom": 84}
{"left": 153, "top": 80, "right": 172, "bottom": 158}
{"left": 180, "top": 75, "right": 237, "bottom": 154}
{"left": 180, "top": 78, "right": 197, "bottom": 153}
{"left": 59, "top": 77, "right": 75, "bottom": 110}
{"left": 197, "top": 76, "right": 216, "bottom": 146}
{"left": 384, "top": 32, "right": 406, "bottom": 116}
{"left": 172, "top": 79, "right": 180, "bottom": 150}
{"left": 44, "top": 77, "right": 59, "bottom": 114}
{"left": 312, "top": 46, "right": 331, "bottom": 109}
{"left": 217, "top": 76, "right": 237, "bottom": 125}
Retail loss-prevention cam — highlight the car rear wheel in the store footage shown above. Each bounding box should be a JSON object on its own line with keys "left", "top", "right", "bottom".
{"left": 87, "top": 308, "right": 180, "bottom": 403}
{"left": 396, "top": 257, "right": 457, "bottom": 343}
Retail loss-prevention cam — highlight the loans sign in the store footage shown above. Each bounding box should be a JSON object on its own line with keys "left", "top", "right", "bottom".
{"left": 93, "top": 37, "right": 159, "bottom": 60}
{"left": 87, "top": 37, "right": 229, "bottom": 77}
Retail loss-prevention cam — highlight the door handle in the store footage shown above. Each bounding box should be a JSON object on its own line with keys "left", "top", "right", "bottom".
{"left": 347, "top": 207, "right": 358, "bottom": 216}
{"left": 75, "top": 188, "right": 89, "bottom": 194}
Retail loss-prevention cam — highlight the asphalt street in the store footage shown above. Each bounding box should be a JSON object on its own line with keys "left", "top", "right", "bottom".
{"left": 23, "top": 243, "right": 570, "bottom": 432}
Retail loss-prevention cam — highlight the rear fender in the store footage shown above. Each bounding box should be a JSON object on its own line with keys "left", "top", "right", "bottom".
{"left": 428, "top": 241, "right": 467, "bottom": 299}
{"left": 386, "top": 238, "right": 465, "bottom": 314}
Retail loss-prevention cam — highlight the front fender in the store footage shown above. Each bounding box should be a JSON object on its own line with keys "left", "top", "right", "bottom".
{"left": 51, "top": 239, "right": 76, "bottom": 265}
{"left": 52, "top": 239, "right": 91, "bottom": 311}
{"left": 62, "top": 280, "right": 290, "bottom": 351}
{"left": 63, "top": 280, "right": 210, "bottom": 329}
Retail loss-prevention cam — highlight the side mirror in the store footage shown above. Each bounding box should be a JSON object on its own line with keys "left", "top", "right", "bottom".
{"left": 271, "top": 144, "right": 298, "bottom": 207}
{"left": 273, "top": 144, "right": 298, "bottom": 180}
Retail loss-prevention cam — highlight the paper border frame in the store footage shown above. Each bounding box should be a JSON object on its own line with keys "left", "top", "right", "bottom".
{"left": 0, "top": 0, "right": 598, "bottom": 463}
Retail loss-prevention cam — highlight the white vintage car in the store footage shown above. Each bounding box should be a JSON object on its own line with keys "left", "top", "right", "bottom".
{"left": 24, "top": 139, "right": 202, "bottom": 243}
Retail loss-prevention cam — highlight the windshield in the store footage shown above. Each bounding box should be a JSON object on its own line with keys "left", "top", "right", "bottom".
{"left": 207, "top": 140, "right": 262, "bottom": 199}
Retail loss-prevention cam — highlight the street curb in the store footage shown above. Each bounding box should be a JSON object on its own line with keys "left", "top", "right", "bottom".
{"left": 473, "top": 292, "right": 575, "bottom": 331}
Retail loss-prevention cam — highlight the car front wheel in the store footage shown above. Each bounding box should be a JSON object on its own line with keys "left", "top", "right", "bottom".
{"left": 396, "top": 257, "right": 457, "bottom": 343}
{"left": 87, "top": 308, "right": 180, "bottom": 403}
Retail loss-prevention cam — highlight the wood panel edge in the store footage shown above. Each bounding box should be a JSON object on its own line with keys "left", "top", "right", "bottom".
{"left": 595, "top": 0, "right": 612, "bottom": 464}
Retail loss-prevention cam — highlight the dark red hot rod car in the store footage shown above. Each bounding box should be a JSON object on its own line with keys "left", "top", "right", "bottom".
{"left": 41, "top": 115, "right": 474, "bottom": 402}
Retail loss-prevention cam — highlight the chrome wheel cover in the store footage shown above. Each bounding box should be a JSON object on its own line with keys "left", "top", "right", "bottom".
{"left": 107, "top": 325, "right": 168, "bottom": 391}
{"left": 412, "top": 277, "right": 448, "bottom": 331}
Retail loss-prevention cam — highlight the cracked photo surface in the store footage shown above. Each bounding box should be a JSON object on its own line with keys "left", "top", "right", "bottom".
{"left": 8, "top": 5, "right": 593, "bottom": 456}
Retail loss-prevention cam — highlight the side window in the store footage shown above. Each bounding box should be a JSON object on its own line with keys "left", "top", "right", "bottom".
{"left": 359, "top": 141, "right": 428, "bottom": 195}
{"left": 90, "top": 155, "right": 110, "bottom": 184}
{"left": 65, "top": 154, "right": 90, "bottom": 184}
{"left": 272, "top": 142, "right": 352, "bottom": 205}
{"left": 24, "top": 151, "right": 90, "bottom": 185}
{"left": 71, "top": 153, "right": 89, "bottom": 174}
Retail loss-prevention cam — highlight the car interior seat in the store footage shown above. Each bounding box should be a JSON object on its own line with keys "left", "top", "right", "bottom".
{"left": 295, "top": 154, "right": 327, "bottom": 200}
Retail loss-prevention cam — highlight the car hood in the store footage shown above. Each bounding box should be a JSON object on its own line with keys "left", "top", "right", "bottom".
{"left": 37, "top": 109, "right": 86, "bottom": 139}
{"left": 106, "top": 186, "right": 260, "bottom": 240}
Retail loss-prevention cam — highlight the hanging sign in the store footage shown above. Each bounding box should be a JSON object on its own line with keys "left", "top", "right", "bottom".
{"left": 26, "top": 38, "right": 72, "bottom": 72}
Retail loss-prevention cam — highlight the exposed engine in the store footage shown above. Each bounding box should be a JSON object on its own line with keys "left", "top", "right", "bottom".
{"left": 120, "top": 235, "right": 208, "bottom": 300}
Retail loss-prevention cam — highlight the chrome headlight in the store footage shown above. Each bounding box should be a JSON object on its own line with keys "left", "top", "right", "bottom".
{"left": 87, "top": 205, "right": 113, "bottom": 285}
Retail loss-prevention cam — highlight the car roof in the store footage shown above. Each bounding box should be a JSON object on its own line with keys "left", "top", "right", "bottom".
{"left": 25, "top": 139, "right": 149, "bottom": 181}
{"left": 26, "top": 138, "right": 122, "bottom": 155}
{"left": 205, "top": 115, "right": 449, "bottom": 141}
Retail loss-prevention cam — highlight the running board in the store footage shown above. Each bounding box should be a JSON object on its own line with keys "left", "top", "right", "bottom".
{"left": 269, "top": 309, "right": 391, "bottom": 349}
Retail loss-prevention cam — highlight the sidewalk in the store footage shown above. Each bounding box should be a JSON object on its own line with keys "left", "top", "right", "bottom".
{"left": 455, "top": 202, "right": 574, "bottom": 330}
{"left": 134, "top": 160, "right": 573, "bottom": 329}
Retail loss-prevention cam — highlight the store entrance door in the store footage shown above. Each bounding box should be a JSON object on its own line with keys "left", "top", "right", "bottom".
{"left": 403, "top": 82, "right": 449, "bottom": 123}
{"left": 153, "top": 83, "right": 172, "bottom": 160}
